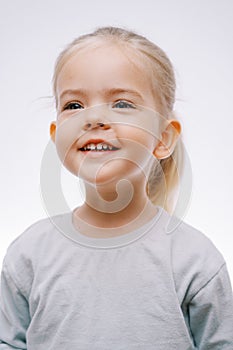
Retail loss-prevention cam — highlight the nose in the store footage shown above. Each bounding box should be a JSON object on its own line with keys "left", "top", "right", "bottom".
{"left": 82, "top": 106, "right": 111, "bottom": 131}
{"left": 83, "top": 121, "right": 110, "bottom": 130}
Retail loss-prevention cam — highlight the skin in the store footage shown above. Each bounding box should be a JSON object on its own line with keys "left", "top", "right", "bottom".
{"left": 50, "top": 44, "right": 181, "bottom": 237}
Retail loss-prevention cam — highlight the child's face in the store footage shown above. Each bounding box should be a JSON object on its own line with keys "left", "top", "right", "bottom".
{"left": 50, "top": 44, "right": 164, "bottom": 185}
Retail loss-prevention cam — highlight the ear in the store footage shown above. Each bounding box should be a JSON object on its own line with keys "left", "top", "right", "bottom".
{"left": 153, "top": 120, "right": 181, "bottom": 159}
{"left": 50, "top": 121, "right": 57, "bottom": 143}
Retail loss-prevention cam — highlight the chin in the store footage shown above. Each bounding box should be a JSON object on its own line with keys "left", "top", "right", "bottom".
{"left": 88, "top": 170, "right": 142, "bottom": 191}
{"left": 65, "top": 158, "right": 143, "bottom": 186}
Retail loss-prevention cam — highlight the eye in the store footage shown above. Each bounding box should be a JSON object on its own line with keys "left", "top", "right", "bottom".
{"left": 63, "top": 102, "right": 84, "bottom": 110}
{"left": 112, "top": 100, "right": 136, "bottom": 109}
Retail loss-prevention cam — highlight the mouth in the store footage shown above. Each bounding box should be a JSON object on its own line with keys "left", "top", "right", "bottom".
{"left": 78, "top": 139, "right": 120, "bottom": 152}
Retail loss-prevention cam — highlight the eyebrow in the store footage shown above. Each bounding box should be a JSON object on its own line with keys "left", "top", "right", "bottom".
{"left": 59, "top": 88, "right": 144, "bottom": 102}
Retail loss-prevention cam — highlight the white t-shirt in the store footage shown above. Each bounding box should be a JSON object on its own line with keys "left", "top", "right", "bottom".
{"left": 0, "top": 206, "right": 233, "bottom": 349}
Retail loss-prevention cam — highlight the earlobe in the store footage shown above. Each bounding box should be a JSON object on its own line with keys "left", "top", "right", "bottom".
{"left": 50, "top": 122, "right": 57, "bottom": 143}
{"left": 153, "top": 120, "right": 181, "bottom": 159}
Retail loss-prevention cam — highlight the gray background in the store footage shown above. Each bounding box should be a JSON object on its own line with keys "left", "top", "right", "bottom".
{"left": 0, "top": 0, "right": 232, "bottom": 282}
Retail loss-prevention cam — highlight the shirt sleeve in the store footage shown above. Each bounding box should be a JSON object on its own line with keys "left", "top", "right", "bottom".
{"left": 0, "top": 263, "right": 29, "bottom": 349}
{"left": 188, "top": 263, "right": 233, "bottom": 349}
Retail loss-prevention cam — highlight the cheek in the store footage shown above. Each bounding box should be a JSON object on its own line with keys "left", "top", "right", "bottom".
{"left": 62, "top": 149, "right": 81, "bottom": 176}
{"left": 117, "top": 126, "right": 158, "bottom": 151}
{"left": 54, "top": 117, "right": 84, "bottom": 163}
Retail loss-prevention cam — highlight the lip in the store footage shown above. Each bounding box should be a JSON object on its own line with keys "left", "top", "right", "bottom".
{"left": 77, "top": 138, "right": 121, "bottom": 150}
{"left": 79, "top": 149, "right": 119, "bottom": 158}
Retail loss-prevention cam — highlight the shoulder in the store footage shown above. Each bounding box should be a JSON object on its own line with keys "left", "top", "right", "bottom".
{"left": 3, "top": 213, "right": 69, "bottom": 275}
{"left": 5, "top": 214, "right": 63, "bottom": 254}
{"left": 170, "top": 217, "right": 225, "bottom": 268}
{"left": 162, "top": 210, "right": 226, "bottom": 303}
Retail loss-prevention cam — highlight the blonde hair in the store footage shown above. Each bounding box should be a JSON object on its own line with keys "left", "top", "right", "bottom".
{"left": 52, "top": 26, "right": 184, "bottom": 213}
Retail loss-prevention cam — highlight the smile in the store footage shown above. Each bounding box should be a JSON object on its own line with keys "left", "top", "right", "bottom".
{"left": 79, "top": 142, "right": 120, "bottom": 152}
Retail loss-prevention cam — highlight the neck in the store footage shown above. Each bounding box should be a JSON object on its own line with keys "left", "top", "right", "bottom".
{"left": 73, "top": 176, "right": 158, "bottom": 230}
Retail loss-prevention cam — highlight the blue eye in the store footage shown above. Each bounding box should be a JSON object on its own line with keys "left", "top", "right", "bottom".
{"left": 63, "top": 102, "right": 84, "bottom": 110}
{"left": 113, "top": 101, "right": 136, "bottom": 109}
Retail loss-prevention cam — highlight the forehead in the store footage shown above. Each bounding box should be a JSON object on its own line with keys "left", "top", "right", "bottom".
{"left": 56, "top": 43, "right": 154, "bottom": 97}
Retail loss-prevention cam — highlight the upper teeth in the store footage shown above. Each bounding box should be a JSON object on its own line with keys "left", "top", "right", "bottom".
{"left": 83, "top": 142, "right": 113, "bottom": 151}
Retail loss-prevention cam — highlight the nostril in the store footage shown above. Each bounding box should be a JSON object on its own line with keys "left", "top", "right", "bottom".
{"left": 97, "top": 122, "right": 105, "bottom": 127}
{"left": 97, "top": 122, "right": 111, "bottom": 130}
{"left": 84, "top": 123, "right": 92, "bottom": 130}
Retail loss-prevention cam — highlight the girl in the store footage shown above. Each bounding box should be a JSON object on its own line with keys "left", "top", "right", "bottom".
{"left": 0, "top": 27, "right": 232, "bottom": 349}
